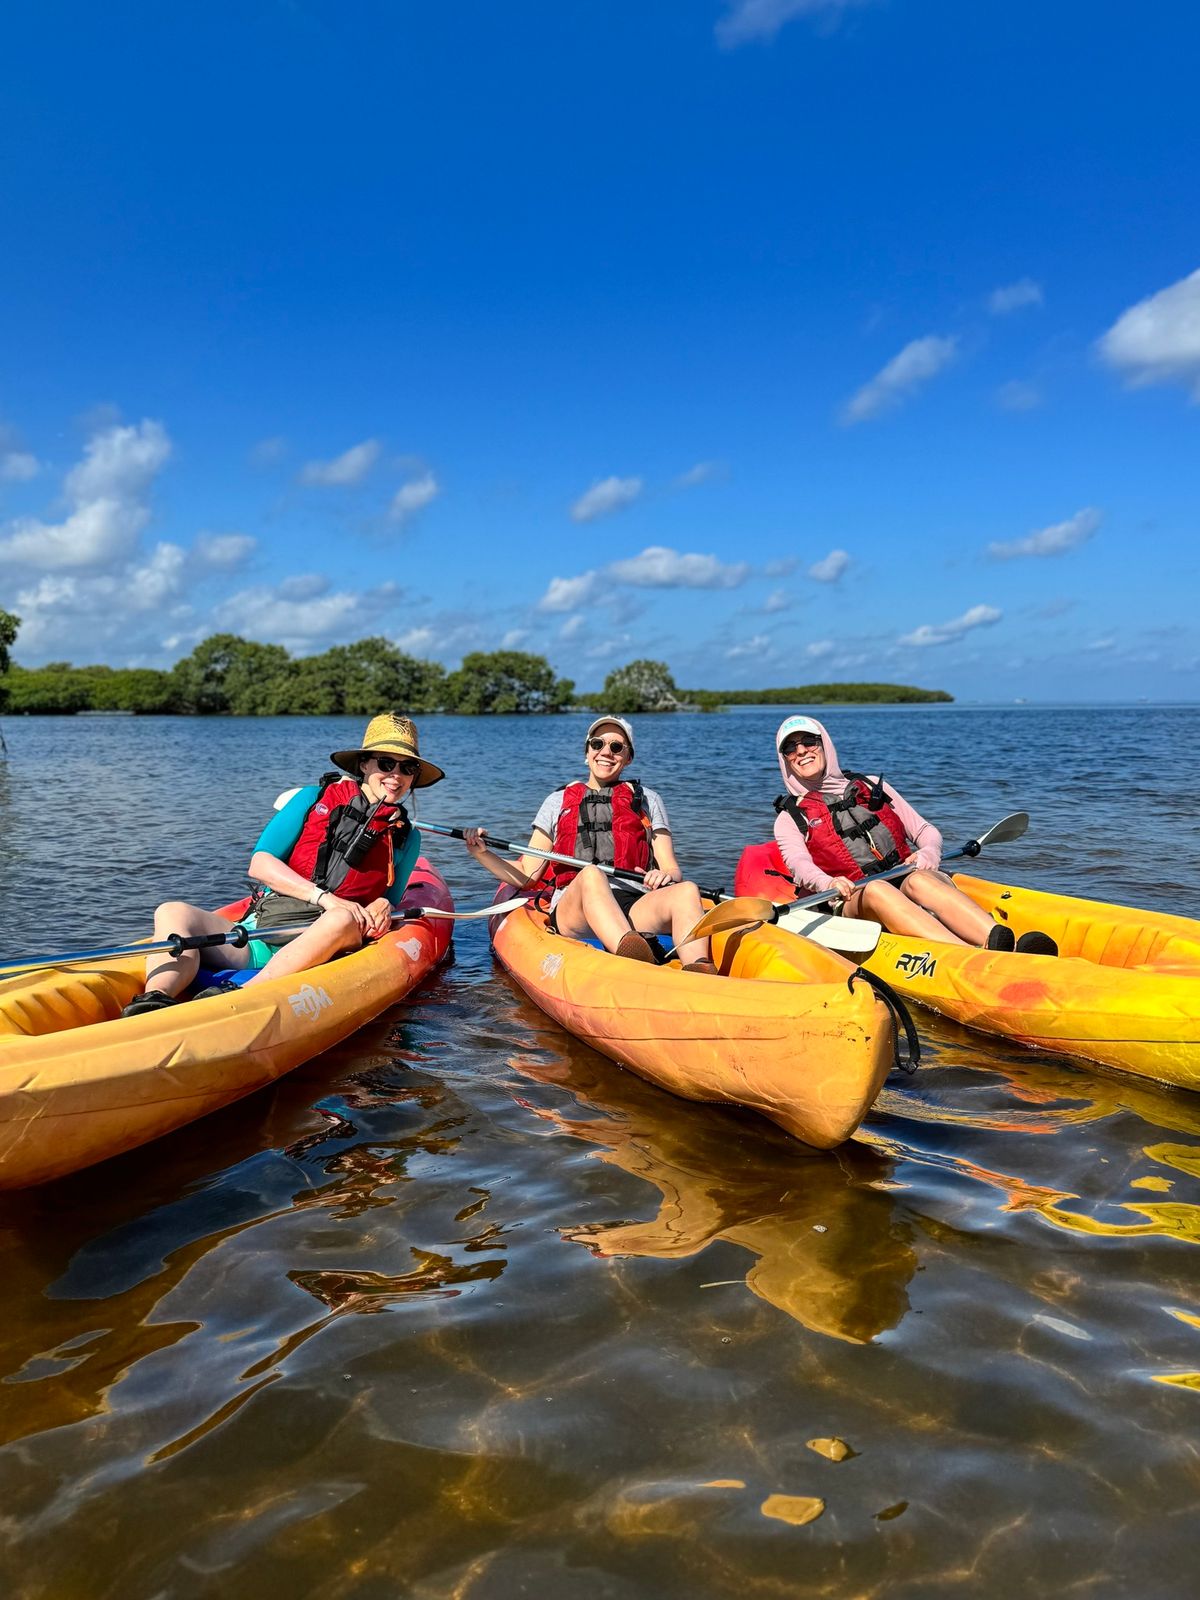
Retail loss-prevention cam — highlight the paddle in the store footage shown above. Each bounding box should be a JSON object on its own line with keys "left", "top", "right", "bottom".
{"left": 420, "top": 821, "right": 732, "bottom": 901}
{"left": 680, "top": 812, "right": 1031, "bottom": 947}
{"left": 0, "top": 898, "right": 532, "bottom": 978}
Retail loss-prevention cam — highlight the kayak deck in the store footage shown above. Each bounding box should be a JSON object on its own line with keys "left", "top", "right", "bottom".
{"left": 0, "top": 859, "right": 453, "bottom": 1189}
{"left": 489, "top": 891, "right": 897, "bottom": 1149}
{"left": 735, "top": 843, "right": 1200, "bottom": 1092}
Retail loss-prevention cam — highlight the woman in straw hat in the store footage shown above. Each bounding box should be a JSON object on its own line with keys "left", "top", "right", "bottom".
{"left": 122, "top": 714, "right": 445, "bottom": 1017}
{"left": 462, "top": 714, "right": 716, "bottom": 971}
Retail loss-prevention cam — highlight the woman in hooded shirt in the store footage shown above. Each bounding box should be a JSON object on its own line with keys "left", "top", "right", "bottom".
{"left": 772, "top": 714, "right": 1053, "bottom": 952}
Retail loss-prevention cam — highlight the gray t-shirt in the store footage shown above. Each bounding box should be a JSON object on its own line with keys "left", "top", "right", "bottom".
{"left": 533, "top": 783, "right": 671, "bottom": 904}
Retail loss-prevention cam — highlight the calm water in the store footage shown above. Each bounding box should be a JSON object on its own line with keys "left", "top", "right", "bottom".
{"left": 1, "top": 707, "right": 1199, "bottom": 1599}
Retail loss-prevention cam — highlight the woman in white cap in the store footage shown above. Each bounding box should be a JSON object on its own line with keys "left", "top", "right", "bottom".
{"left": 773, "top": 713, "right": 1056, "bottom": 952}
{"left": 122, "top": 713, "right": 445, "bottom": 1016}
{"left": 463, "top": 715, "right": 716, "bottom": 970}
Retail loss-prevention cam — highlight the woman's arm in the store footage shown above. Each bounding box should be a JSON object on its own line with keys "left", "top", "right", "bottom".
{"left": 774, "top": 810, "right": 840, "bottom": 894}
{"left": 462, "top": 828, "right": 551, "bottom": 891}
{"left": 248, "top": 849, "right": 333, "bottom": 904}
{"left": 646, "top": 830, "right": 682, "bottom": 889}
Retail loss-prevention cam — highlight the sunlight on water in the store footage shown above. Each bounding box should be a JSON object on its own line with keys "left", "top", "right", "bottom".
{"left": 2, "top": 708, "right": 1199, "bottom": 1597}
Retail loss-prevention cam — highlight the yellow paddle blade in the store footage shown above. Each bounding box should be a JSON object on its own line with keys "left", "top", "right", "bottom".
{"left": 684, "top": 897, "right": 775, "bottom": 944}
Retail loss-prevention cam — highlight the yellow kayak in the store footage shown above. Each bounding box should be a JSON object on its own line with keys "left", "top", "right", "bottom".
{"left": 735, "top": 844, "right": 1200, "bottom": 1091}
{"left": 0, "top": 859, "right": 453, "bottom": 1189}
{"left": 489, "top": 890, "right": 901, "bottom": 1149}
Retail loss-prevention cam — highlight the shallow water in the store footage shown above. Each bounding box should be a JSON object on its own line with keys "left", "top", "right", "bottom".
{"left": 1, "top": 707, "right": 1198, "bottom": 1598}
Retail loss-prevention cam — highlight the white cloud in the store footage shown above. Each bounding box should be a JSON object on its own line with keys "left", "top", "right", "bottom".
{"left": 898, "top": 605, "right": 1002, "bottom": 648}
{"left": 842, "top": 335, "right": 958, "bottom": 424}
{"left": 299, "top": 438, "right": 381, "bottom": 487}
{"left": 608, "top": 545, "right": 750, "bottom": 589}
{"left": 716, "top": 0, "right": 861, "bottom": 47}
{"left": 996, "top": 379, "right": 1043, "bottom": 412}
{"left": 389, "top": 471, "right": 439, "bottom": 522}
{"left": 988, "top": 279, "right": 1044, "bottom": 315}
{"left": 11, "top": 540, "right": 190, "bottom": 658}
{"left": 215, "top": 577, "right": 401, "bottom": 652}
{"left": 570, "top": 475, "right": 643, "bottom": 523}
{"left": 805, "top": 640, "right": 835, "bottom": 659}
{"left": 500, "top": 628, "right": 529, "bottom": 649}
{"left": 1085, "top": 637, "right": 1116, "bottom": 652}
{"left": 193, "top": 532, "right": 257, "bottom": 570}
{"left": 988, "top": 507, "right": 1102, "bottom": 561}
{"left": 559, "top": 613, "right": 587, "bottom": 640}
{"left": 539, "top": 571, "right": 603, "bottom": 612}
{"left": 1097, "top": 268, "right": 1200, "bottom": 399}
{"left": 250, "top": 435, "right": 289, "bottom": 467}
{"left": 675, "top": 461, "right": 721, "bottom": 488}
{"left": 1, "top": 450, "right": 39, "bottom": 482}
{"left": 0, "top": 419, "right": 171, "bottom": 569}
{"left": 763, "top": 587, "right": 792, "bottom": 613}
{"left": 764, "top": 556, "right": 798, "bottom": 578}
{"left": 726, "top": 633, "right": 771, "bottom": 659}
{"left": 394, "top": 625, "right": 437, "bottom": 655}
{"left": 808, "top": 548, "right": 850, "bottom": 583}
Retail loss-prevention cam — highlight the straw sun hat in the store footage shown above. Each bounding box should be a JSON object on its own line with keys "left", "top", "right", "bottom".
{"left": 330, "top": 713, "right": 445, "bottom": 788}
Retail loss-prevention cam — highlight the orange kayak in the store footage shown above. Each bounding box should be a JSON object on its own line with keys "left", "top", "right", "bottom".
{"left": 489, "top": 891, "right": 898, "bottom": 1148}
{"left": 0, "top": 858, "right": 453, "bottom": 1189}
{"left": 736, "top": 842, "right": 1200, "bottom": 1092}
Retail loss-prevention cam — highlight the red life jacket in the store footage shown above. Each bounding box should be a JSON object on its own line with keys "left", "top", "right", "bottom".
{"left": 774, "top": 773, "right": 912, "bottom": 883}
{"left": 550, "top": 779, "right": 652, "bottom": 890}
{"left": 284, "top": 777, "right": 412, "bottom": 904}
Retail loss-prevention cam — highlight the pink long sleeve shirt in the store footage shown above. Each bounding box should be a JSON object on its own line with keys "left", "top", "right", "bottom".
{"left": 772, "top": 715, "right": 943, "bottom": 894}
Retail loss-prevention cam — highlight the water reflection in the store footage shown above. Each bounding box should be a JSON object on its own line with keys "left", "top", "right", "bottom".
{"left": 497, "top": 999, "right": 917, "bottom": 1344}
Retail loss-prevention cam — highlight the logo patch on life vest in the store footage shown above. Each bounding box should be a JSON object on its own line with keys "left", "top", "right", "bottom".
{"left": 540, "top": 953, "right": 564, "bottom": 978}
{"left": 289, "top": 983, "right": 333, "bottom": 1020}
{"left": 314, "top": 803, "right": 329, "bottom": 816}
{"left": 895, "top": 950, "right": 937, "bottom": 978}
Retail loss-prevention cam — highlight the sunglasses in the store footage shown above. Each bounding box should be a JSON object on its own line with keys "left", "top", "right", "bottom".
{"left": 588, "top": 737, "right": 628, "bottom": 755}
{"left": 781, "top": 733, "right": 822, "bottom": 756}
{"left": 366, "top": 753, "right": 421, "bottom": 777}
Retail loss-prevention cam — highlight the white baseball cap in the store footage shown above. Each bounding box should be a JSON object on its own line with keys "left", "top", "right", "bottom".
{"left": 776, "top": 715, "right": 823, "bottom": 749}
{"left": 586, "top": 715, "right": 635, "bottom": 755}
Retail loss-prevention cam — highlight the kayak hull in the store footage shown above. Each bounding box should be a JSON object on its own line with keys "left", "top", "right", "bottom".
{"left": 0, "top": 859, "right": 453, "bottom": 1189}
{"left": 735, "top": 844, "right": 1200, "bottom": 1092}
{"left": 489, "top": 892, "right": 895, "bottom": 1148}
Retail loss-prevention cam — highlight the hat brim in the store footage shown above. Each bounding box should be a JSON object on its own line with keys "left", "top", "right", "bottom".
{"left": 329, "top": 747, "right": 445, "bottom": 788}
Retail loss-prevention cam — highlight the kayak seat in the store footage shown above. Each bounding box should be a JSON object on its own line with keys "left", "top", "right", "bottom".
{"left": 189, "top": 967, "right": 258, "bottom": 993}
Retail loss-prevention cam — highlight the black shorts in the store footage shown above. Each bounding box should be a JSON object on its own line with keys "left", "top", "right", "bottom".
{"left": 547, "top": 882, "right": 645, "bottom": 933}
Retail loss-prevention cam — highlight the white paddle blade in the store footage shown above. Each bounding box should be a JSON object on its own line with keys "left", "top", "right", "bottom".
{"left": 773, "top": 905, "right": 883, "bottom": 956}
{"left": 976, "top": 811, "right": 1029, "bottom": 848}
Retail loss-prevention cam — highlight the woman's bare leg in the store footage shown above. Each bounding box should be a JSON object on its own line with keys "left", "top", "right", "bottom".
{"left": 245, "top": 904, "right": 364, "bottom": 984}
{"left": 552, "top": 866, "right": 634, "bottom": 950}
{"left": 847, "top": 878, "right": 973, "bottom": 945}
{"left": 630, "top": 883, "right": 711, "bottom": 965}
{"left": 899, "top": 870, "right": 994, "bottom": 944}
{"left": 144, "top": 902, "right": 249, "bottom": 997}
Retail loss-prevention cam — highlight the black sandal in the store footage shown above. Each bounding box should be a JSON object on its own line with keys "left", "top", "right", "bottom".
{"left": 120, "top": 989, "right": 180, "bottom": 1019}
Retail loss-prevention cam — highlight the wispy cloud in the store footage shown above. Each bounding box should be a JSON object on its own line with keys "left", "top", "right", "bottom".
{"left": 726, "top": 633, "right": 771, "bottom": 659}
{"left": 299, "top": 438, "right": 381, "bottom": 487}
{"left": 193, "top": 532, "right": 257, "bottom": 570}
{"left": 390, "top": 471, "right": 439, "bottom": 523}
{"left": 988, "top": 278, "right": 1044, "bottom": 315}
{"left": 0, "top": 419, "right": 171, "bottom": 569}
{"left": 716, "top": 0, "right": 863, "bottom": 48}
{"left": 808, "top": 548, "right": 850, "bottom": 583}
{"left": 988, "top": 507, "right": 1101, "bottom": 560}
{"left": 675, "top": 460, "right": 722, "bottom": 488}
{"left": 0, "top": 450, "right": 39, "bottom": 482}
{"left": 842, "top": 335, "right": 958, "bottom": 424}
{"left": 898, "top": 604, "right": 1002, "bottom": 647}
{"left": 570, "top": 475, "right": 644, "bottom": 523}
{"left": 539, "top": 545, "right": 750, "bottom": 612}
{"left": 762, "top": 587, "right": 792, "bottom": 613}
{"left": 1097, "top": 268, "right": 1200, "bottom": 399}
{"left": 215, "top": 576, "right": 402, "bottom": 651}
{"left": 805, "top": 639, "right": 835, "bottom": 659}
{"left": 250, "top": 435, "right": 288, "bottom": 467}
{"left": 996, "top": 379, "right": 1043, "bottom": 412}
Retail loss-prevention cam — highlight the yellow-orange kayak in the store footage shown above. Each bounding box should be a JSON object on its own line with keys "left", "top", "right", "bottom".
{"left": 489, "top": 891, "right": 899, "bottom": 1148}
{"left": 0, "top": 859, "right": 453, "bottom": 1189}
{"left": 735, "top": 844, "right": 1200, "bottom": 1092}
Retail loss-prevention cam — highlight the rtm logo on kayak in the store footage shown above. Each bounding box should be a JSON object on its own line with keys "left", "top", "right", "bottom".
{"left": 289, "top": 983, "right": 333, "bottom": 1020}
{"left": 895, "top": 951, "right": 937, "bottom": 978}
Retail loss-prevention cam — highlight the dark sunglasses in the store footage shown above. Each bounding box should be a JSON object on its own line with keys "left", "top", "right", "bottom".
{"left": 367, "top": 753, "right": 421, "bottom": 776}
{"left": 588, "top": 737, "right": 628, "bottom": 754}
{"left": 781, "top": 733, "right": 822, "bottom": 756}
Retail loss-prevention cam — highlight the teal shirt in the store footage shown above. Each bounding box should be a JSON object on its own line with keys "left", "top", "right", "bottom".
{"left": 254, "top": 785, "right": 421, "bottom": 907}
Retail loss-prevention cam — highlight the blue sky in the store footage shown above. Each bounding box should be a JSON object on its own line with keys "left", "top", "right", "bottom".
{"left": 1, "top": 0, "right": 1198, "bottom": 700}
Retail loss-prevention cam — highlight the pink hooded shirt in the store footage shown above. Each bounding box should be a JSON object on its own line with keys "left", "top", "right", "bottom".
{"left": 772, "top": 714, "right": 942, "bottom": 893}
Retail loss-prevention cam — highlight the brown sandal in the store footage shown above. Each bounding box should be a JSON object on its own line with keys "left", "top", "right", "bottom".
{"left": 682, "top": 959, "right": 719, "bottom": 975}
{"left": 615, "top": 931, "right": 657, "bottom": 964}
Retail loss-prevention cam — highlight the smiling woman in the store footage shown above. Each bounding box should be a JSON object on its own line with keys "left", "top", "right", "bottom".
{"left": 119, "top": 712, "right": 446, "bottom": 1017}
